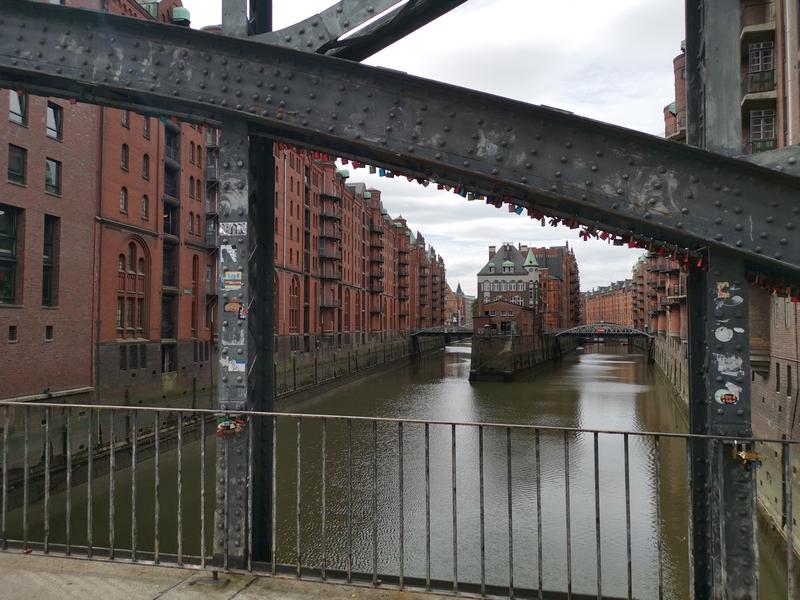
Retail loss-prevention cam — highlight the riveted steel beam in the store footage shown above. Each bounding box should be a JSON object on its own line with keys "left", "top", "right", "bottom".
{"left": 0, "top": 0, "right": 798, "bottom": 283}
{"left": 253, "top": 0, "right": 405, "bottom": 51}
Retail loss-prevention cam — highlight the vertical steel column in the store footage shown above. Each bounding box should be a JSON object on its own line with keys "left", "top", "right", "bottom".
{"left": 688, "top": 252, "right": 757, "bottom": 599}
{"left": 686, "top": 2, "right": 756, "bottom": 597}
{"left": 215, "top": 0, "right": 274, "bottom": 568}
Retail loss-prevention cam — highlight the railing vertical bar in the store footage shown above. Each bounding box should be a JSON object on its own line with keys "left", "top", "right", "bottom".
{"left": 176, "top": 411, "right": 183, "bottom": 566}
{"left": 478, "top": 424, "right": 486, "bottom": 598}
{"left": 654, "top": 435, "right": 664, "bottom": 600}
{"left": 564, "top": 430, "right": 572, "bottom": 600}
{"left": 200, "top": 413, "right": 207, "bottom": 570}
{"left": 271, "top": 415, "right": 277, "bottom": 575}
{"left": 1, "top": 407, "right": 8, "bottom": 551}
{"left": 109, "top": 409, "right": 116, "bottom": 560}
{"left": 346, "top": 418, "right": 353, "bottom": 584}
{"left": 507, "top": 427, "right": 514, "bottom": 599}
{"left": 593, "top": 431, "right": 601, "bottom": 599}
{"left": 65, "top": 409, "right": 72, "bottom": 555}
{"left": 22, "top": 406, "right": 29, "bottom": 549}
{"left": 785, "top": 441, "right": 795, "bottom": 600}
{"left": 425, "top": 422, "right": 431, "bottom": 591}
{"left": 624, "top": 433, "right": 632, "bottom": 600}
{"left": 86, "top": 408, "right": 94, "bottom": 558}
{"left": 222, "top": 417, "right": 229, "bottom": 572}
{"left": 131, "top": 410, "right": 138, "bottom": 562}
{"left": 246, "top": 413, "right": 253, "bottom": 573}
{"left": 452, "top": 423, "right": 458, "bottom": 594}
{"left": 372, "top": 419, "right": 378, "bottom": 586}
{"left": 43, "top": 407, "right": 51, "bottom": 554}
{"left": 154, "top": 411, "right": 160, "bottom": 565}
{"left": 296, "top": 417, "right": 302, "bottom": 578}
{"left": 535, "top": 428, "right": 543, "bottom": 600}
{"left": 398, "top": 421, "right": 405, "bottom": 590}
{"left": 321, "top": 418, "right": 327, "bottom": 581}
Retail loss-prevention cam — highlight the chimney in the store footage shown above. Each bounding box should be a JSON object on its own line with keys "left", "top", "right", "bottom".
{"left": 519, "top": 244, "right": 529, "bottom": 254}
{"left": 489, "top": 245, "right": 496, "bottom": 259}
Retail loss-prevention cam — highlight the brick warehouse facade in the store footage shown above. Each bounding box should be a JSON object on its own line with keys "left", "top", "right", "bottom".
{"left": 1, "top": 1, "right": 448, "bottom": 403}
{"left": 532, "top": 244, "right": 582, "bottom": 331}
{"left": 582, "top": 279, "right": 635, "bottom": 327}
{"left": 659, "top": 0, "right": 800, "bottom": 547}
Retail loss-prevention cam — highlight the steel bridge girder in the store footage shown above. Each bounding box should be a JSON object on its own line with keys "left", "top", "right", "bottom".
{"left": 0, "top": 1, "right": 798, "bottom": 284}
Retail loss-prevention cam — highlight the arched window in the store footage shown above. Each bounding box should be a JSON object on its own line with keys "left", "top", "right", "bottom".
{"left": 121, "top": 144, "right": 129, "bottom": 170}
{"left": 197, "top": 147, "right": 202, "bottom": 165}
{"left": 141, "top": 195, "right": 149, "bottom": 221}
{"left": 195, "top": 214, "right": 201, "bottom": 236}
{"left": 189, "top": 176, "right": 195, "bottom": 199}
{"left": 190, "top": 142, "right": 195, "bottom": 164}
{"left": 142, "top": 154, "right": 150, "bottom": 180}
{"left": 344, "top": 289, "right": 351, "bottom": 331}
{"left": 191, "top": 255, "right": 199, "bottom": 335}
{"left": 118, "top": 254, "right": 126, "bottom": 271}
{"left": 118, "top": 239, "right": 149, "bottom": 338}
{"left": 273, "top": 273, "right": 279, "bottom": 333}
{"left": 119, "top": 187, "right": 128, "bottom": 213}
{"left": 196, "top": 179, "right": 202, "bottom": 202}
{"left": 188, "top": 211, "right": 194, "bottom": 234}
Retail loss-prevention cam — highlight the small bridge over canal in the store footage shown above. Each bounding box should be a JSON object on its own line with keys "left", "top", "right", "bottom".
{"left": 557, "top": 323, "right": 654, "bottom": 360}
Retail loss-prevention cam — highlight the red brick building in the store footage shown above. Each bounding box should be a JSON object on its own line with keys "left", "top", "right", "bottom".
{"left": 583, "top": 280, "right": 636, "bottom": 327}
{"left": 532, "top": 244, "right": 582, "bottom": 331}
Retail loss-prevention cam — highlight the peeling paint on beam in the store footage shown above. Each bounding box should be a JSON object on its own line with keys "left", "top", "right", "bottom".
{"left": 1, "top": 0, "right": 799, "bottom": 279}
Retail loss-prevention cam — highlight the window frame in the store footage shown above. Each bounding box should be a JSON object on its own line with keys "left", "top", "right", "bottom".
{"left": 142, "top": 153, "right": 150, "bottom": 180}
{"left": 119, "top": 187, "right": 128, "bottom": 214}
{"left": 7, "top": 145, "right": 27, "bottom": 185}
{"left": 46, "top": 102, "right": 63, "bottom": 140}
{"left": 42, "top": 215, "right": 59, "bottom": 306}
{"left": 44, "top": 157, "right": 62, "bottom": 195}
{"left": 0, "top": 204, "right": 20, "bottom": 305}
{"left": 8, "top": 91, "right": 27, "bottom": 126}
{"left": 121, "top": 143, "right": 129, "bottom": 171}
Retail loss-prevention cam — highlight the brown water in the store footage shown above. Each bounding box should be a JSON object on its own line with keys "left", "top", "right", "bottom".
{"left": 5, "top": 342, "right": 789, "bottom": 598}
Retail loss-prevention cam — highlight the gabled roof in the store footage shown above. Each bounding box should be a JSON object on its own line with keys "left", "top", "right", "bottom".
{"left": 477, "top": 244, "right": 530, "bottom": 276}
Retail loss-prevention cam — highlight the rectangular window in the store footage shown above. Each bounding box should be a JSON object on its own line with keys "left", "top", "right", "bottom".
{"left": 0, "top": 204, "right": 20, "bottom": 304}
{"left": 45, "top": 158, "right": 61, "bottom": 194}
{"left": 750, "top": 109, "right": 776, "bottom": 142}
{"left": 749, "top": 41, "right": 775, "bottom": 72}
{"left": 136, "top": 298, "right": 144, "bottom": 329}
{"left": 8, "top": 145, "right": 26, "bottom": 184}
{"left": 9, "top": 91, "right": 27, "bottom": 125}
{"left": 42, "top": 215, "right": 59, "bottom": 306}
{"left": 119, "top": 345, "right": 127, "bottom": 370}
{"left": 46, "top": 102, "right": 63, "bottom": 140}
{"left": 777, "top": 362, "right": 781, "bottom": 392}
{"left": 8, "top": 325, "right": 17, "bottom": 342}
{"left": 126, "top": 298, "right": 134, "bottom": 328}
{"left": 45, "top": 325, "right": 53, "bottom": 341}
{"left": 116, "top": 297, "right": 123, "bottom": 329}
{"left": 121, "top": 110, "right": 129, "bottom": 128}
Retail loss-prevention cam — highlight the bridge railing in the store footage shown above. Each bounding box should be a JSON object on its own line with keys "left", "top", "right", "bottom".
{"left": 0, "top": 400, "right": 796, "bottom": 599}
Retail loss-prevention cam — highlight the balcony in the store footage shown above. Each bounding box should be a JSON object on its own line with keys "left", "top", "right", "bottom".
{"left": 319, "top": 247, "right": 342, "bottom": 261}
{"left": 744, "top": 138, "right": 777, "bottom": 154}
{"left": 369, "top": 282, "right": 384, "bottom": 293}
{"left": 741, "top": 1, "right": 775, "bottom": 38}
{"left": 371, "top": 253, "right": 384, "bottom": 264}
{"left": 744, "top": 70, "right": 776, "bottom": 95}
{"left": 162, "top": 267, "right": 178, "bottom": 290}
{"left": 320, "top": 269, "right": 342, "bottom": 281}
{"left": 370, "top": 222, "right": 383, "bottom": 234}
{"left": 206, "top": 162, "right": 218, "bottom": 182}
{"left": 371, "top": 239, "right": 385, "bottom": 249}
{"left": 399, "top": 293, "right": 409, "bottom": 301}
{"left": 205, "top": 129, "right": 219, "bottom": 148}
{"left": 205, "top": 229, "right": 218, "bottom": 248}
{"left": 205, "top": 197, "right": 218, "bottom": 215}
{"left": 319, "top": 227, "right": 342, "bottom": 241}
{"left": 206, "top": 279, "right": 216, "bottom": 295}
{"left": 320, "top": 298, "right": 341, "bottom": 309}
{"left": 320, "top": 189, "right": 341, "bottom": 201}
{"left": 320, "top": 208, "right": 343, "bottom": 221}
{"left": 165, "top": 144, "right": 180, "bottom": 169}
{"left": 399, "top": 267, "right": 409, "bottom": 276}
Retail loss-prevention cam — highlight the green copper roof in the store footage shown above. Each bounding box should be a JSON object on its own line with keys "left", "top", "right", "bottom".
{"left": 363, "top": 191, "right": 372, "bottom": 199}
{"left": 337, "top": 169, "right": 350, "bottom": 178}
{"left": 524, "top": 249, "right": 538, "bottom": 268}
{"left": 502, "top": 260, "right": 514, "bottom": 267}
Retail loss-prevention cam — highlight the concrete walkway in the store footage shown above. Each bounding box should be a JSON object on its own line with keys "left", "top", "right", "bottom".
{"left": 0, "top": 553, "right": 438, "bottom": 600}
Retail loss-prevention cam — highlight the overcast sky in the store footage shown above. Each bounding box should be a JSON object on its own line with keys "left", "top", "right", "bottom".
{"left": 182, "top": 0, "right": 685, "bottom": 295}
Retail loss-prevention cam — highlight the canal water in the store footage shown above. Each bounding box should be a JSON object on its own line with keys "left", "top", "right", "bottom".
{"left": 5, "top": 343, "right": 788, "bottom": 598}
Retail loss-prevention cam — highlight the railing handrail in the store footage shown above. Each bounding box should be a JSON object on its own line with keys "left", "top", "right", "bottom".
{"left": 0, "top": 399, "right": 796, "bottom": 444}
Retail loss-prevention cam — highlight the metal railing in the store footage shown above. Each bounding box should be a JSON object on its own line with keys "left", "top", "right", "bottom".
{"left": 0, "top": 401, "right": 797, "bottom": 599}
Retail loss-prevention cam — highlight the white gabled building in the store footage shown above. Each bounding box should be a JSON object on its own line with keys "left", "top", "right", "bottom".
{"left": 476, "top": 242, "right": 540, "bottom": 308}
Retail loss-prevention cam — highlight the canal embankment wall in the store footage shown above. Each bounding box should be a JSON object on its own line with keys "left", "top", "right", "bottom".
{"left": 469, "top": 334, "right": 578, "bottom": 381}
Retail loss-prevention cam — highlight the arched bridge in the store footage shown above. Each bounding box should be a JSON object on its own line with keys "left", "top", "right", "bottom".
{"left": 556, "top": 323, "right": 653, "bottom": 338}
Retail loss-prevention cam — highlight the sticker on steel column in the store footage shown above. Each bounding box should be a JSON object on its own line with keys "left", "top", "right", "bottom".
{"left": 219, "top": 222, "right": 247, "bottom": 236}
{"left": 716, "top": 282, "right": 731, "bottom": 299}
{"left": 224, "top": 301, "right": 242, "bottom": 313}
{"left": 221, "top": 244, "right": 239, "bottom": 262}
{"left": 223, "top": 271, "right": 243, "bottom": 290}
{"left": 714, "top": 326, "right": 746, "bottom": 342}
{"left": 713, "top": 353, "right": 744, "bottom": 378}
{"left": 714, "top": 382, "right": 742, "bottom": 405}
{"left": 714, "top": 282, "right": 744, "bottom": 309}
{"left": 220, "top": 356, "right": 246, "bottom": 372}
